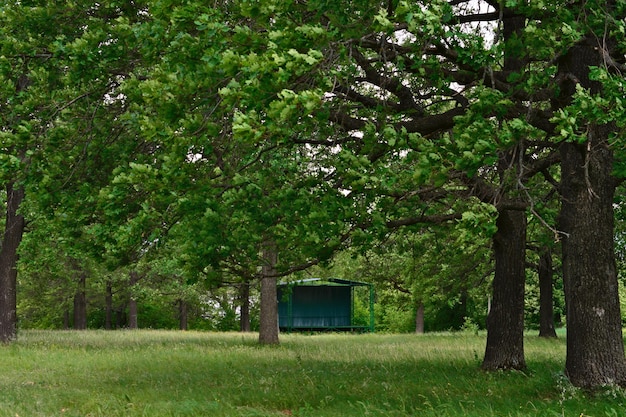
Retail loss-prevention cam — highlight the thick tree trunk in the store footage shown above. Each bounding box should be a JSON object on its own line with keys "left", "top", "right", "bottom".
{"left": 481, "top": 10, "right": 527, "bottom": 371}
{"left": 259, "top": 243, "right": 279, "bottom": 345}
{"left": 561, "top": 135, "right": 626, "bottom": 387}
{"left": 415, "top": 301, "right": 424, "bottom": 334}
{"left": 239, "top": 283, "right": 251, "bottom": 332}
{"left": 482, "top": 209, "right": 527, "bottom": 371}
{"left": 0, "top": 183, "right": 25, "bottom": 343}
{"left": 538, "top": 249, "right": 557, "bottom": 338}
{"left": 73, "top": 271, "right": 87, "bottom": 330}
{"left": 557, "top": 35, "right": 626, "bottom": 389}
{"left": 128, "top": 271, "right": 139, "bottom": 329}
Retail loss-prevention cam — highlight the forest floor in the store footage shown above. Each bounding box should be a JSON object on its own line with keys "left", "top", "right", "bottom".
{"left": 0, "top": 329, "right": 622, "bottom": 416}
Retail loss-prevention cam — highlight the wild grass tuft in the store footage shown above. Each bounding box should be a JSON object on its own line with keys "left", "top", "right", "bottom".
{"left": 0, "top": 330, "right": 623, "bottom": 416}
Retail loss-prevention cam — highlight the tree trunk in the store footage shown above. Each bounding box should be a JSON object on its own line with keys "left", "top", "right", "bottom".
{"left": 481, "top": 10, "right": 527, "bottom": 371}
{"left": 239, "top": 283, "right": 251, "bottom": 332}
{"left": 561, "top": 134, "right": 626, "bottom": 387}
{"left": 557, "top": 35, "right": 626, "bottom": 389}
{"left": 0, "top": 183, "right": 25, "bottom": 343}
{"left": 105, "top": 280, "right": 113, "bottom": 330}
{"left": 482, "top": 209, "right": 527, "bottom": 371}
{"left": 128, "top": 300, "right": 138, "bottom": 329}
{"left": 415, "top": 301, "right": 424, "bottom": 334}
{"left": 128, "top": 271, "right": 139, "bottom": 329}
{"left": 538, "top": 249, "right": 557, "bottom": 338}
{"left": 73, "top": 271, "right": 87, "bottom": 330}
{"left": 259, "top": 242, "right": 279, "bottom": 345}
{"left": 63, "top": 309, "right": 70, "bottom": 330}
{"left": 116, "top": 305, "right": 126, "bottom": 329}
{"left": 178, "top": 299, "right": 188, "bottom": 331}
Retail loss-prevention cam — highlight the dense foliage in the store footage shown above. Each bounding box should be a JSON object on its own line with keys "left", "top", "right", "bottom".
{"left": 2, "top": 0, "right": 626, "bottom": 388}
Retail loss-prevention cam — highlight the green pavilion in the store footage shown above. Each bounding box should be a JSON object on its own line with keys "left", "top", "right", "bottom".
{"left": 277, "top": 278, "right": 375, "bottom": 332}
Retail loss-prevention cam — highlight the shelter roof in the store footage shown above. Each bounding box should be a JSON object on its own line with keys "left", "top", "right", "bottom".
{"left": 278, "top": 278, "right": 371, "bottom": 287}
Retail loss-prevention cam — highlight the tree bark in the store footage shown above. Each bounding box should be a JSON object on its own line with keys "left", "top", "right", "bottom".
{"left": 105, "top": 280, "right": 113, "bottom": 330}
{"left": 415, "top": 301, "right": 424, "bottom": 334}
{"left": 482, "top": 209, "right": 527, "bottom": 371}
{"left": 259, "top": 242, "right": 279, "bottom": 345}
{"left": 538, "top": 249, "right": 557, "bottom": 338}
{"left": 63, "top": 309, "right": 70, "bottom": 330}
{"left": 481, "top": 10, "right": 528, "bottom": 371}
{"left": 561, "top": 134, "right": 626, "bottom": 387}
{"left": 239, "top": 282, "right": 251, "bottom": 332}
{"left": 0, "top": 183, "right": 25, "bottom": 343}
{"left": 128, "top": 271, "right": 139, "bottom": 329}
{"left": 73, "top": 271, "right": 87, "bottom": 330}
{"left": 178, "top": 299, "right": 188, "bottom": 331}
{"left": 116, "top": 305, "right": 126, "bottom": 329}
{"left": 128, "top": 299, "right": 138, "bottom": 329}
{"left": 557, "top": 34, "right": 626, "bottom": 389}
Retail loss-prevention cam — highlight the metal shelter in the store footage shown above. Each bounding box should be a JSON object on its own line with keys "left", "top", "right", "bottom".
{"left": 277, "top": 278, "right": 375, "bottom": 332}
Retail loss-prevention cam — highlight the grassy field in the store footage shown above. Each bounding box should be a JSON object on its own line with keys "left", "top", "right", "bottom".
{"left": 0, "top": 330, "right": 623, "bottom": 416}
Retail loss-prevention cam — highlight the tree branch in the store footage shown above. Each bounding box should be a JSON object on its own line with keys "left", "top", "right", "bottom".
{"left": 386, "top": 213, "right": 462, "bottom": 228}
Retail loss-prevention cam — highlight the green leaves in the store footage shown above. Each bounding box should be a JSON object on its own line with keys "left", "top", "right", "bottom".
{"left": 9, "top": 0, "right": 626, "bottom": 336}
{"left": 396, "top": 0, "right": 451, "bottom": 36}
{"left": 268, "top": 89, "right": 324, "bottom": 125}
{"left": 551, "top": 69, "right": 626, "bottom": 146}
{"left": 457, "top": 204, "right": 498, "bottom": 240}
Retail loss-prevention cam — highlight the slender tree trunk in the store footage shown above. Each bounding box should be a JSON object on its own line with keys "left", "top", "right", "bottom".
{"left": 557, "top": 34, "right": 626, "bottom": 389}
{"left": 128, "top": 300, "right": 138, "bottom": 329}
{"left": 128, "top": 271, "right": 139, "bottom": 329}
{"left": 482, "top": 209, "right": 527, "bottom": 371}
{"left": 178, "top": 299, "right": 188, "bottom": 331}
{"left": 259, "top": 242, "right": 279, "bottom": 345}
{"left": 128, "top": 298, "right": 139, "bottom": 330}
{"left": 415, "top": 301, "right": 424, "bottom": 334}
{"left": 105, "top": 280, "right": 113, "bottom": 330}
{"left": 538, "top": 249, "right": 557, "bottom": 338}
{"left": 0, "top": 183, "right": 25, "bottom": 343}
{"left": 63, "top": 309, "right": 70, "bottom": 330}
{"left": 73, "top": 271, "right": 87, "bottom": 330}
{"left": 116, "top": 305, "right": 126, "bottom": 329}
{"left": 239, "top": 283, "right": 251, "bottom": 332}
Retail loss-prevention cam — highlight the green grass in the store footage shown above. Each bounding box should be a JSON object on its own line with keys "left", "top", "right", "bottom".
{"left": 0, "top": 330, "right": 624, "bottom": 416}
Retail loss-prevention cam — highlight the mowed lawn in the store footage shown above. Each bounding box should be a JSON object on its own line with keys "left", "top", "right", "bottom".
{"left": 0, "top": 330, "right": 623, "bottom": 417}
